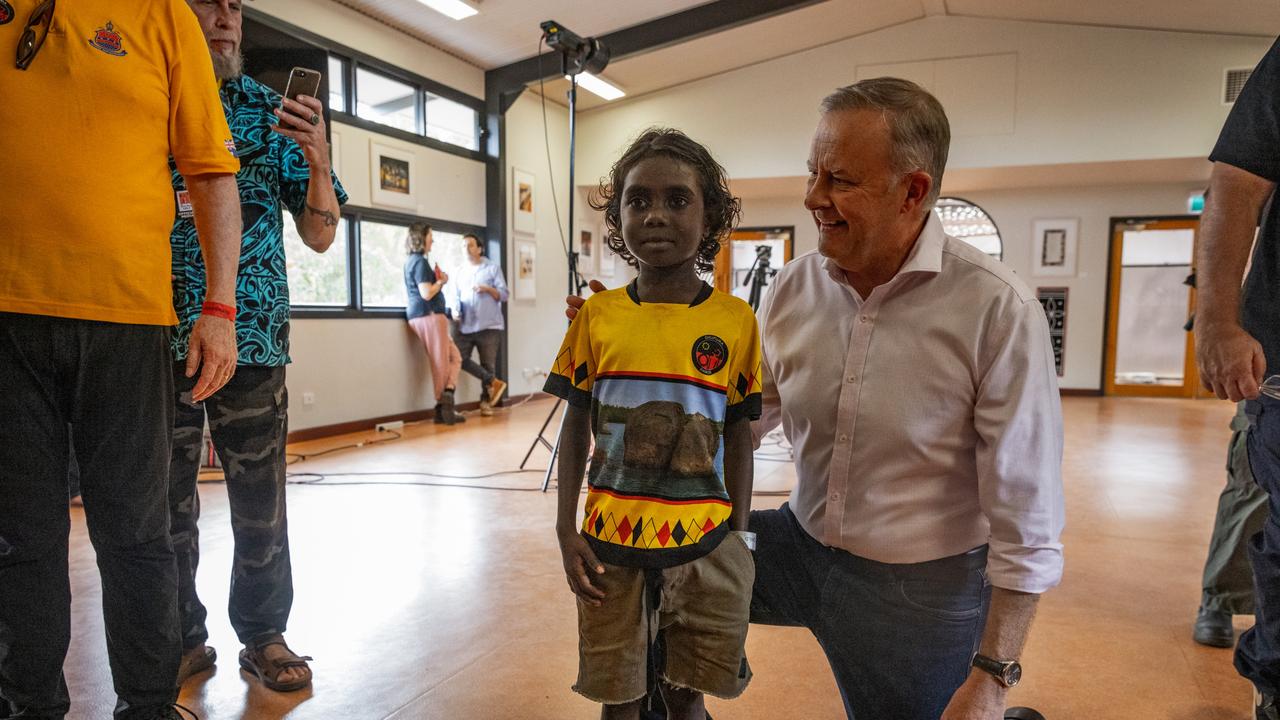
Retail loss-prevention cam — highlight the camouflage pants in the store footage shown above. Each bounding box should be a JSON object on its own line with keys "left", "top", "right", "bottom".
{"left": 169, "top": 364, "right": 293, "bottom": 649}
{"left": 1202, "top": 401, "right": 1268, "bottom": 615}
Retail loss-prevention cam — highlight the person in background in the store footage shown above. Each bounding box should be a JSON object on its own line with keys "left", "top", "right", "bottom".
{"left": 446, "top": 233, "right": 509, "bottom": 416}
{"left": 167, "top": 0, "right": 349, "bottom": 692}
{"left": 1194, "top": 403, "right": 1266, "bottom": 648}
{"left": 0, "top": 1, "right": 242, "bottom": 717}
{"left": 405, "top": 223, "right": 466, "bottom": 425}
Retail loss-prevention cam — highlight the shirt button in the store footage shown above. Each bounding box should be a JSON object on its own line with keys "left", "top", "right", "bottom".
{"left": 846, "top": 375, "right": 856, "bottom": 383}
{"left": 860, "top": 315, "right": 870, "bottom": 323}
{"left": 830, "top": 492, "right": 840, "bottom": 501}
{"left": 838, "top": 434, "right": 849, "bottom": 443}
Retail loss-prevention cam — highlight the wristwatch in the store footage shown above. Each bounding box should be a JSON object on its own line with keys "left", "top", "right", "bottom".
{"left": 971, "top": 653, "right": 1021, "bottom": 688}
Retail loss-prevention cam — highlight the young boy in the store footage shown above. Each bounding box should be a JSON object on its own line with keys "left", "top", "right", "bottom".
{"left": 545, "top": 128, "right": 762, "bottom": 719}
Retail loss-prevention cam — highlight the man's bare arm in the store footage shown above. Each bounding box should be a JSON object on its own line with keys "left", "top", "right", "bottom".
{"left": 1196, "top": 161, "right": 1275, "bottom": 401}
{"left": 184, "top": 173, "right": 242, "bottom": 402}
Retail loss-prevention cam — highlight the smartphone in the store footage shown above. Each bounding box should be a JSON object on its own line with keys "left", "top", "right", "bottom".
{"left": 283, "top": 66, "right": 322, "bottom": 103}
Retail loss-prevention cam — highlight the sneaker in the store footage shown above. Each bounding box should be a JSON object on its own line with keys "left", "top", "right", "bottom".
{"left": 487, "top": 378, "right": 507, "bottom": 407}
{"left": 479, "top": 398, "right": 493, "bottom": 416}
{"left": 1258, "top": 688, "right": 1280, "bottom": 720}
{"left": 1194, "top": 606, "right": 1234, "bottom": 648}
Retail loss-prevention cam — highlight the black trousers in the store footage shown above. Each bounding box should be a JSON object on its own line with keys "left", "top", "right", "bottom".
{"left": 0, "top": 313, "right": 179, "bottom": 718}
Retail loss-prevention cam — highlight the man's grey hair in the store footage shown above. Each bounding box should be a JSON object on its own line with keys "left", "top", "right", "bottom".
{"left": 820, "top": 77, "right": 950, "bottom": 211}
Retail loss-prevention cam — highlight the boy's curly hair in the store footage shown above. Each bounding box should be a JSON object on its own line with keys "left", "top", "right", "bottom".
{"left": 589, "top": 128, "right": 741, "bottom": 275}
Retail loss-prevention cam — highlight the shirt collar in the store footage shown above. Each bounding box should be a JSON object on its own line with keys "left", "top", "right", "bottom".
{"left": 819, "top": 211, "right": 946, "bottom": 285}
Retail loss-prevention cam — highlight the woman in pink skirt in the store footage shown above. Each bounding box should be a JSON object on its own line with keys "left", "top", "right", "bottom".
{"left": 403, "top": 222, "right": 466, "bottom": 424}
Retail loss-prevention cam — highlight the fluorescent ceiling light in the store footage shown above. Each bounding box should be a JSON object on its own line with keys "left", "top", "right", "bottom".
{"left": 571, "top": 72, "right": 625, "bottom": 101}
{"left": 416, "top": 0, "right": 478, "bottom": 20}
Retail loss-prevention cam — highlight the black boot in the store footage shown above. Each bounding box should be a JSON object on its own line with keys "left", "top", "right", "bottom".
{"left": 434, "top": 403, "right": 448, "bottom": 424}
{"left": 440, "top": 388, "right": 466, "bottom": 424}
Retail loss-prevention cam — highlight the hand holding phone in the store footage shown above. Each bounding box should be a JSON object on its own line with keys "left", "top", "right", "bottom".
{"left": 283, "top": 66, "right": 322, "bottom": 103}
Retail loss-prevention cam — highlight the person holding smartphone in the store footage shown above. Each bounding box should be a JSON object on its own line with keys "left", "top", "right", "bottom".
{"left": 167, "top": 0, "right": 348, "bottom": 692}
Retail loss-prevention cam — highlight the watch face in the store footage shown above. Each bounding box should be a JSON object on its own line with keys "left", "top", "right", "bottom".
{"left": 1003, "top": 662, "right": 1022, "bottom": 687}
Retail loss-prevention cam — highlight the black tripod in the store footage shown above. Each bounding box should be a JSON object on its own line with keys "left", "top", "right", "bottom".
{"left": 743, "top": 244, "right": 777, "bottom": 312}
{"left": 520, "top": 23, "right": 604, "bottom": 491}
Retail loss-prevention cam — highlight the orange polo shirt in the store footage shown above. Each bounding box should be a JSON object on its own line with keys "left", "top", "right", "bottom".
{"left": 0, "top": 0, "right": 239, "bottom": 325}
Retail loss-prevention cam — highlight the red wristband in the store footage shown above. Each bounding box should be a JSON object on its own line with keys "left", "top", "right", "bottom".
{"left": 201, "top": 301, "right": 236, "bottom": 321}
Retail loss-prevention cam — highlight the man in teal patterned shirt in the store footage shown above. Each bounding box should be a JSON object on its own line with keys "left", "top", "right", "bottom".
{"left": 167, "top": 0, "right": 348, "bottom": 692}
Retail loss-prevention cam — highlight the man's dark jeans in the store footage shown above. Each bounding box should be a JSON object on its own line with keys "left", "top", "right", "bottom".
{"left": 169, "top": 364, "right": 292, "bottom": 649}
{"left": 451, "top": 327, "right": 501, "bottom": 400}
{"left": 0, "top": 313, "right": 180, "bottom": 719}
{"left": 1237, "top": 396, "right": 1280, "bottom": 694}
{"left": 750, "top": 504, "right": 990, "bottom": 720}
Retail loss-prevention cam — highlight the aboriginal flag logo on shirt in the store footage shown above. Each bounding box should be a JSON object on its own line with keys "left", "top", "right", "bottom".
{"left": 691, "top": 335, "right": 728, "bottom": 376}
{"left": 88, "top": 22, "right": 127, "bottom": 56}
{"left": 0, "top": 1, "right": 14, "bottom": 26}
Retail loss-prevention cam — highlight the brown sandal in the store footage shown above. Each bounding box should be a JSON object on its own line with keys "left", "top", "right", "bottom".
{"left": 238, "top": 635, "right": 313, "bottom": 692}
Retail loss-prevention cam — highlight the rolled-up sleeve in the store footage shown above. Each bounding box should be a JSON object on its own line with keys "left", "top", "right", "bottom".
{"left": 973, "top": 297, "right": 1065, "bottom": 593}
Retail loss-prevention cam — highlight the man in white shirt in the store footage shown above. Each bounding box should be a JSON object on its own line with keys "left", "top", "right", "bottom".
{"left": 749, "top": 78, "right": 1064, "bottom": 720}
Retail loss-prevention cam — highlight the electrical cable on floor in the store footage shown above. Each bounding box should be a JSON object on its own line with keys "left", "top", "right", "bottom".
{"left": 198, "top": 402, "right": 797, "bottom": 496}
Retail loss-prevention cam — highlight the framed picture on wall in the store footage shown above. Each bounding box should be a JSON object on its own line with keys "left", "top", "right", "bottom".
{"left": 515, "top": 238, "right": 537, "bottom": 300}
{"left": 369, "top": 140, "right": 416, "bottom": 210}
{"left": 1031, "top": 218, "right": 1079, "bottom": 277}
{"left": 513, "top": 168, "right": 536, "bottom": 234}
{"left": 1036, "top": 287, "right": 1068, "bottom": 377}
{"left": 579, "top": 229, "right": 595, "bottom": 274}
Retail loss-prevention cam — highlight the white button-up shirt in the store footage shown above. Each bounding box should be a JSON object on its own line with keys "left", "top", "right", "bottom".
{"left": 755, "top": 214, "right": 1065, "bottom": 593}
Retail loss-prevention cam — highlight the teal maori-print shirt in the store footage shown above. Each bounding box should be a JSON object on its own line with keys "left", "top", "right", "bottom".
{"left": 169, "top": 74, "right": 348, "bottom": 366}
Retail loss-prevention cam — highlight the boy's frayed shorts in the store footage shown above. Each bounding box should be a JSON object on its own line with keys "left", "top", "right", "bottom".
{"left": 573, "top": 532, "right": 755, "bottom": 705}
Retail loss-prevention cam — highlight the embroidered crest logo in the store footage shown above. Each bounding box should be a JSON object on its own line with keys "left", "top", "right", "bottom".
{"left": 88, "top": 21, "right": 127, "bottom": 56}
{"left": 691, "top": 335, "right": 728, "bottom": 376}
{"left": 0, "top": 1, "right": 15, "bottom": 26}
{"left": 224, "top": 139, "right": 238, "bottom": 157}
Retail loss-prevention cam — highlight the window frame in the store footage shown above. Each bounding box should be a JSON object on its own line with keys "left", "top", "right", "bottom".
{"left": 245, "top": 7, "right": 485, "bottom": 162}
{"left": 290, "top": 205, "right": 486, "bottom": 320}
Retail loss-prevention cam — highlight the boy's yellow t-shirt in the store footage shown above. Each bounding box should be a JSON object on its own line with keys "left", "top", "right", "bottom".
{"left": 0, "top": 0, "right": 239, "bottom": 325}
{"left": 545, "top": 282, "right": 763, "bottom": 569}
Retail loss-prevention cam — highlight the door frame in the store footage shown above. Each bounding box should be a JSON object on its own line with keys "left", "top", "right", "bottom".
{"left": 1101, "top": 214, "right": 1202, "bottom": 398}
{"left": 713, "top": 226, "right": 795, "bottom": 293}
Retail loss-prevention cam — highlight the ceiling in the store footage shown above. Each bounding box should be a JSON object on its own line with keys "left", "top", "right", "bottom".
{"left": 330, "top": 0, "right": 1280, "bottom": 109}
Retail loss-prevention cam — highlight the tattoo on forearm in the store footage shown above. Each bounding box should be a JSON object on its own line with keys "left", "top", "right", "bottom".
{"left": 306, "top": 203, "right": 339, "bottom": 227}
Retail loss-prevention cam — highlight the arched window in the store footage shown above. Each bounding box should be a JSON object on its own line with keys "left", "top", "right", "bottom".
{"left": 934, "top": 197, "right": 1002, "bottom": 260}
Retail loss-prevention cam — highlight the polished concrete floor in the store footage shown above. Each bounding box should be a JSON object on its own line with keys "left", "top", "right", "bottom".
{"left": 56, "top": 396, "right": 1252, "bottom": 719}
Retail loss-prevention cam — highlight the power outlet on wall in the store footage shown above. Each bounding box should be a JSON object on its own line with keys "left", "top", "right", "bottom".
{"left": 302, "top": 392, "right": 316, "bottom": 406}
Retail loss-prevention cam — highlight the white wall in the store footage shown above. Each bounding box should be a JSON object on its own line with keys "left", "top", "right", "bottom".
{"left": 737, "top": 183, "right": 1200, "bottom": 390}
{"left": 576, "top": 16, "right": 1271, "bottom": 183}
{"left": 503, "top": 93, "right": 574, "bottom": 399}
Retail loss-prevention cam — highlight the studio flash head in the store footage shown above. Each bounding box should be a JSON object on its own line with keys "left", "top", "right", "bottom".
{"left": 540, "top": 20, "right": 610, "bottom": 76}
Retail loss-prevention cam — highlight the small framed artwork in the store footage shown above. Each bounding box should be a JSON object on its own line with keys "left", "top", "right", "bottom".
{"left": 513, "top": 167, "right": 536, "bottom": 234}
{"left": 1031, "top": 218, "right": 1079, "bottom": 277}
{"left": 515, "top": 238, "right": 537, "bottom": 300}
{"left": 579, "top": 229, "right": 595, "bottom": 274}
{"left": 370, "top": 141, "right": 416, "bottom": 210}
{"left": 1037, "top": 287, "right": 1068, "bottom": 377}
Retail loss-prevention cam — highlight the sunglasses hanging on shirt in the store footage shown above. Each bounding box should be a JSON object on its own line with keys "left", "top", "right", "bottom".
{"left": 15, "top": 0, "right": 56, "bottom": 71}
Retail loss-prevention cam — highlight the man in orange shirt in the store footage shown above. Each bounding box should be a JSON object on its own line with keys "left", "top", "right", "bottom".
{"left": 0, "top": 1, "right": 242, "bottom": 718}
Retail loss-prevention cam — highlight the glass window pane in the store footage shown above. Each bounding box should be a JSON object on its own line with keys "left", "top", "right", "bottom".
{"left": 360, "top": 220, "right": 412, "bottom": 307}
{"left": 425, "top": 93, "right": 479, "bottom": 150}
{"left": 285, "top": 218, "right": 350, "bottom": 307}
{"left": 934, "top": 197, "right": 1002, "bottom": 259}
{"left": 356, "top": 68, "right": 418, "bottom": 134}
{"left": 328, "top": 56, "right": 347, "bottom": 113}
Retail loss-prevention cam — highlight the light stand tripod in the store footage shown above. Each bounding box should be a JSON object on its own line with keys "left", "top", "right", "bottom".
{"left": 519, "top": 21, "right": 608, "bottom": 492}
{"left": 743, "top": 244, "right": 777, "bottom": 312}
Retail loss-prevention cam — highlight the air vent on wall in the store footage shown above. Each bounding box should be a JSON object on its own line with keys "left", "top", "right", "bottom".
{"left": 1224, "top": 67, "right": 1252, "bottom": 104}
